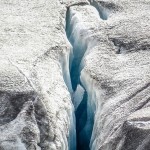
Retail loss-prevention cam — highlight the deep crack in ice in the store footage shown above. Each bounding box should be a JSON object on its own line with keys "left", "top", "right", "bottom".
{"left": 65, "top": 7, "right": 93, "bottom": 150}
{"left": 64, "top": 2, "right": 109, "bottom": 149}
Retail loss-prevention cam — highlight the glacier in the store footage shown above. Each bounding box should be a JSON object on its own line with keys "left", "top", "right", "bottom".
{"left": 0, "top": 0, "right": 149, "bottom": 150}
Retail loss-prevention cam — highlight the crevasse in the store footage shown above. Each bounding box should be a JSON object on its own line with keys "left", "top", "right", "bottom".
{"left": 62, "top": 3, "right": 108, "bottom": 150}
{"left": 65, "top": 7, "right": 96, "bottom": 150}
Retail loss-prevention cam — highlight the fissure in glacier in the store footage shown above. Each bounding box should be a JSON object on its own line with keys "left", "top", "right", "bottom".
{"left": 63, "top": 3, "right": 108, "bottom": 149}
{"left": 65, "top": 8, "right": 93, "bottom": 150}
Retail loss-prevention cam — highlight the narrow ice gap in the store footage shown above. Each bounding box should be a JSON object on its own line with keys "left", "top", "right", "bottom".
{"left": 65, "top": 7, "right": 97, "bottom": 150}
{"left": 61, "top": 1, "right": 110, "bottom": 149}
{"left": 66, "top": 7, "right": 90, "bottom": 150}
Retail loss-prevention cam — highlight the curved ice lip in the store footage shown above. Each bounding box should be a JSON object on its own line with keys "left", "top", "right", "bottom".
{"left": 88, "top": 0, "right": 109, "bottom": 20}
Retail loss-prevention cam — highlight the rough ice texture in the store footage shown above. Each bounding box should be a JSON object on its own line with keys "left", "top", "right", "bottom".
{"left": 0, "top": 0, "right": 150, "bottom": 150}
{"left": 0, "top": 0, "right": 74, "bottom": 149}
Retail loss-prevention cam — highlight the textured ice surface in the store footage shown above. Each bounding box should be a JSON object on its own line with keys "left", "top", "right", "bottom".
{"left": 0, "top": 0, "right": 74, "bottom": 149}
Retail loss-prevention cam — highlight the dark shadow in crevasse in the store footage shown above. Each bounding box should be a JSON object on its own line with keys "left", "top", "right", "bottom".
{"left": 75, "top": 91, "right": 90, "bottom": 150}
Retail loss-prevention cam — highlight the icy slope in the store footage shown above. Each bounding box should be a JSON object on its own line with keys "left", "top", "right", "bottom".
{"left": 0, "top": 0, "right": 75, "bottom": 149}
